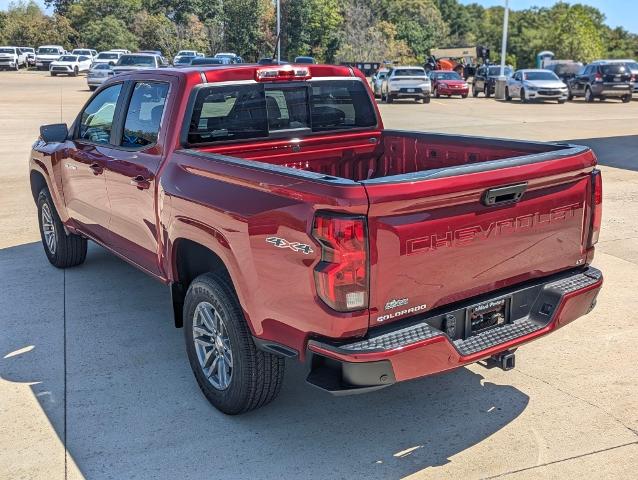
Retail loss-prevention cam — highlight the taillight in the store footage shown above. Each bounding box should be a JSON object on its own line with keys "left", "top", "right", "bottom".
{"left": 312, "top": 213, "right": 369, "bottom": 312}
{"left": 594, "top": 73, "right": 603, "bottom": 82}
{"left": 588, "top": 170, "right": 602, "bottom": 247}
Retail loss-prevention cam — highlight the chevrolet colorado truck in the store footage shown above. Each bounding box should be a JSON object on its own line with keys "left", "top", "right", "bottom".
{"left": 30, "top": 64, "right": 603, "bottom": 414}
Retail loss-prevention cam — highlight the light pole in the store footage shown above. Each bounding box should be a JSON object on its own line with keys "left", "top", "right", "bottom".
{"left": 495, "top": 0, "right": 510, "bottom": 99}
{"left": 276, "top": 0, "right": 281, "bottom": 62}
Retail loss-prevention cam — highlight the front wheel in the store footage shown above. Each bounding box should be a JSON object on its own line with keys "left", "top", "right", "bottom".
{"left": 622, "top": 94, "right": 632, "bottom": 103}
{"left": 386, "top": 93, "right": 394, "bottom": 103}
{"left": 434, "top": 87, "right": 440, "bottom": 98}
{"left": 37, "top": 189, "right": 87, "bottom": 268}
{"left": 520, "top": 88, "right": 528, "bottom": 103}
{"left": 72, "top": 66, "right": 78, "bottom": 77}
{"left": 184, "top": 273, "right": 285, "bottom": 415}
{"left": 423, "top": 95, "right": 431, "bottom": 104}
{"left": 485, "top": 87, "right": 491, "bottom": 98}
{"left": 472, "top": 86, "right": 479, "bottom": 98}
{"left": 585, "top": 87, "right": 594, "bottom": 103}
{"left": 505, "top": 87, "right": 512, "bottom": 101}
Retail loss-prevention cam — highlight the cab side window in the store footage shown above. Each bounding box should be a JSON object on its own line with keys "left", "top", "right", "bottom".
{"left": 78, "top": 83, "right": 122, "bottom": 144}
{"left": 121, "top": 81, "right": 169, "bottom": 148}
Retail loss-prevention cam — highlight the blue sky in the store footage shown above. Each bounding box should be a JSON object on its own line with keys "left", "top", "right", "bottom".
{"left": 459, "top": 0, "right": 638, "bottom": 33}
{"left": 1, "top": 0, "right": 636, "bottom": 34}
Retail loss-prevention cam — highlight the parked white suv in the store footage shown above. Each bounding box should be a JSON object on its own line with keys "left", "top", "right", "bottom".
{"left": 36, "top": 45, "right": 66, "bottom": 70}
{"left": 71, "top": 48, "right": 98, "bottom": 60}
{"left": 49, "top": 54, "right": 93, "bottom": 76}
{"left": 19, "top": 47, "right": 36, "bottom": 67}
{"left": 381, "top": 66, "right": 432, "bottom": 103}
{"left": 0, "top": 46, "right": 27, "bottom": 70}
{"left": 93, "top": 51, "right": 123, "bottom": 66}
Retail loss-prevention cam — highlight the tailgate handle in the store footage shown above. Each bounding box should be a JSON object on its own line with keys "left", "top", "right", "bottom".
{"left": 482, "top": 183, "right": 527, "bottom": 206}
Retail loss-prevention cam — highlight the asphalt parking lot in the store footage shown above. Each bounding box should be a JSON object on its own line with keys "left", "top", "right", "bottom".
{"left": 1, "top": 70, "right": 637, "bottom": 480}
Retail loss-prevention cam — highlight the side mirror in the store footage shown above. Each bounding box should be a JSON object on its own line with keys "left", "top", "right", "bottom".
{"left": 40, "top": 123, "right": 68, "bottom": 143}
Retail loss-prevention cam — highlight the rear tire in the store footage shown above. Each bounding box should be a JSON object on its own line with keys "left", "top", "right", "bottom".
{"left": 485, "top": 87, "right": 491, "bottom": 98}
{"left": 37, "top": 189, "right": 87, "bottom": 268}
{"left": 520, "top": 88, "right": 528, "bottom": 103}
{"left": 585, "top": 87, "right": 594, "bottom": 103}
{"left": 50, "top": 72, "right": 56, "bottom": 76}
{"left": 472, "top": 86, "right": 479, "bottom": 97}
{"left": 184, "top": 273, "right": 285, "bottom": 415}
{"left": 622, "top": 94, "right": 631, "bottom": 103}
{"left": 461, "top": 94, "right": 468, "bottom": 99}
{"left": 423, "top": 95, "right": 431, "bottom": 104}
{"left": 434, "top": 87, "right": 440, "bottom": 98}
{"left": 72, "top": 66, "right": 78, "bottom": 77}
{"left": 386, "top": 93, "right": 394, "bottom": 103}
{"left": 505, "top": 87, "right": 512, "bottom": 101}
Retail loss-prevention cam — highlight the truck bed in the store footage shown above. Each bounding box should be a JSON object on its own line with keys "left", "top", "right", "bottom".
{"left": 193, "top": 130, "right": 584, "bottom": 183}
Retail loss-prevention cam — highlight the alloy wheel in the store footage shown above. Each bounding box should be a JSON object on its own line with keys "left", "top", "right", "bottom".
{"left": 41, "top": 203, "right": 57, "bottom": 255}
{"left": 192, "top": 301, "right": 233, "bottom": 390}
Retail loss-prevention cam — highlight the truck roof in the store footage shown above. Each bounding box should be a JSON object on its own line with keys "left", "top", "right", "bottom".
{"left": 110, "top": 63, "right": 359, "bottom": 84}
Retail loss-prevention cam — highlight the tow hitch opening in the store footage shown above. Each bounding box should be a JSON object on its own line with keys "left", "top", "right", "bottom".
{"left": 490, "top": 351, "right": 516, "bottom": 371}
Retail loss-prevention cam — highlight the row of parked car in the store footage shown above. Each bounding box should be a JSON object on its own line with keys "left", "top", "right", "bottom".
{"left": 371, "top": 59, "right": 637, "bottom": 104}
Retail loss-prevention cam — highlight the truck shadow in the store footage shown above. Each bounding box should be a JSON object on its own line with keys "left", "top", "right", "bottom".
{"left": 0, "top": 242, "right": 529, "bottom": 479}
{"left": 562, "top": 135, "right": 638, "bottom": 172}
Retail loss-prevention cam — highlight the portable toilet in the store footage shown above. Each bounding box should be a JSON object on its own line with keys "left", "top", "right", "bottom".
{"left": 536, "top": 51, "right": 555, "bottom": 68}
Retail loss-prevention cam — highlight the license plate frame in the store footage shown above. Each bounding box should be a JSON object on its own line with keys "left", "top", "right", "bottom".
{"left": 407, "top": 88, "right": 415, "bottom": 93}
{"left": 466, "top": 296, "right": 511, "bottom": 336}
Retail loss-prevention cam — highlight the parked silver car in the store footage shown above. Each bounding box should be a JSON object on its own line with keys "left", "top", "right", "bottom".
{"left": 371, "top": 68, "right": 389, "bottom": 98}
{"left": 112, "top": 53, "right": 166, "bottom": 74}
{"left": 381, "top": 66, "right": 432, "bottom": 103}
{"left": 506, "top": 69, "right": 568, "bottom": 103}
{"left": 86, "top": 63, "right": 114, "bottom": 90}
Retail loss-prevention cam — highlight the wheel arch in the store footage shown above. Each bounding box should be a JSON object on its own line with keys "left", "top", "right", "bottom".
{"left": 168, "top": 235, "right": 242, "bottom": 329}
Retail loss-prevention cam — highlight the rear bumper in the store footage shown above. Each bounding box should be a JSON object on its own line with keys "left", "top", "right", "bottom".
{"left": 591, "top": 84, "right": 632, "bottom": 97}
{"left": 307, "top": 267, "right": 602, "bottom": 394}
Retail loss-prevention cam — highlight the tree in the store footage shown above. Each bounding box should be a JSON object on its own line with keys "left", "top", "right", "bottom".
{"left": 542, "top": 3, "right": 604, "bottom": 63}
{"left": 376, "top": 0, "right": 448, "bottom": 62}
{"left": 221, "top": 0, "right": 274, "bottom": 60}
{"left": 80, "top": 16, "right": 138, "bottom": 52}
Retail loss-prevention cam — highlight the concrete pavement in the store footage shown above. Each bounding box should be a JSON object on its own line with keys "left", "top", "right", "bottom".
{"left": 1, "top": 71, "right": 637, "bottom": 479}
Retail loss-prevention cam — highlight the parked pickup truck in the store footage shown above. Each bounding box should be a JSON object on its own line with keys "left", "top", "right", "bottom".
{"left": 30, "top": 64, "right": 603, "bottom": 414}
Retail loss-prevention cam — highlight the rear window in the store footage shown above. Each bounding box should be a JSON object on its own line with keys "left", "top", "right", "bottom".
{"left": 187, "top": 80, "right": 376, "bottom": 144}
{"left": 600, "top": 64, "right": 627, "bottom": 74}
{"left": 393, "top": 69, "right": 425, "bottom": 77}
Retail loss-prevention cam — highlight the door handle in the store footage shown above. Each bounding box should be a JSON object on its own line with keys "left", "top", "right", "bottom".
{"left": 130, "top": 175, "right": 151, "bottom": 190}
{"left": 482, "top": 183, "right": 527, "bottom": 206}
{"left": 89, "top": 163, "right": 103, "bottom": 175}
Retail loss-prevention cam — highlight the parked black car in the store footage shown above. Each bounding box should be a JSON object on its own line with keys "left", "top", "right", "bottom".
{"left": 544, "top": 61, "right": 583, "bottom": 83}
{"left": 567, "top": 62, "right": 634, "bottom": 102}
{"left": 472, "top": 65, "right": 512, "bottom": 97}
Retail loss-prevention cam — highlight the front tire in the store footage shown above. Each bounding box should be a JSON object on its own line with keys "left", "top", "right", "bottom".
{"left": 423, "top": 95, "right": 431, "bottom": 104}
{"left": 72, "top": 66, "right": 78, "bottom": 77}
{"left": 37, "top": 189, "right": 87, "bottom": 268}
{"left": 585, "top": 87, "right": 594, "bottom": 103}
{"left": 622, "top": 94, "right": 631, "bottom": 103}
{"left": 505, "top": 87, "right": 512, "bottom": 101}
{"left": 184, "top": 273, "right": 285, "bottom": 415}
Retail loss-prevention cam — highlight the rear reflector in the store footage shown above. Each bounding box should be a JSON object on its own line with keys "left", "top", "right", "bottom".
{"left": 256, "top": 66, "right": 311, "bottom": 82}
{"left": 588, "top": 170, "right": 602, "bottom": 247}
{"left": 312, "top": 214, "right": 369, "bottom": 312}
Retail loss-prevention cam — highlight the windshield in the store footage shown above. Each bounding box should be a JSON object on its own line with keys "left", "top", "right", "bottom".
{"left": 117, "top": 55, "right": 155, "bottom": 66}
{"left": 97, "top": 53, "right": 119, "bottom": 59}
{"left": 524, "top": 71, "right": 559, "bottom": 81}
{"left": 38, "top": 48, "right": 61, "bottom": 55}
{"left": 393, "top": 68, "right": 425, "bottom": 77}
{"left": 215, "top": 54, "right": 234, "bottom": 59}
{"left": 488, "top": 66, "right": 512, "bottom": 76}
{"left": 552, "top": 64, "right": 581, "bottom": 76}
{"left": 431, "top": 71, "right": 462, "bottom": 80}
{"left": 625, "top": 62, "right": 638, "bottom": 70}
{"left": 187, "top": 80, "right": 376, "bottom": 144}
{"left": 175, "top": 56, "right": 193, "bottom": 64}
{"left": 0, "top": 48, "right": 16, "bottom": 54}
{"left": 192, "top": 58, "right": 223, "bottom": 65}
{"left": 73, "top": 50, "right": 91, "bottom": 55}
{"left": 177, "top": 51, "right": 195, "bottom": 56}
{"left": 91, "top": 63, "right": 111, "bottom": 70}
{"left": 58, "top": 55, "right": 77, "bottom": 62}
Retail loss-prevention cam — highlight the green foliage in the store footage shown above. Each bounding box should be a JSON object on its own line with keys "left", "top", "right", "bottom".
{"left": 3, "top": 0, "right": 637, "bottom": 66}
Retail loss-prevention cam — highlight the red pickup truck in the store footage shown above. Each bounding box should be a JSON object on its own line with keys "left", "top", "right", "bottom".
{"left": 30, "top": 64, "right": 603, "bottom": 414}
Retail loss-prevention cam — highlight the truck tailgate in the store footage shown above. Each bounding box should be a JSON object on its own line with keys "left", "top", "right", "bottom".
{"left": 362, "top": 145, "right": 597, "bottom": 326}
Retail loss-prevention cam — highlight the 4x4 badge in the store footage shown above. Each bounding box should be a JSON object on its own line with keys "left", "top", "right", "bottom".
{"left": 266, "top": 237, "right": 314, "bottom": 255}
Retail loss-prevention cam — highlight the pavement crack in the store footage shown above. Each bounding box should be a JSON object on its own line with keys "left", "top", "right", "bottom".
{"left": 515, "top": 368, "right": 638, "bottom": 438}
{"left": 481, "top": 441, "right": 638, "bottom": 479}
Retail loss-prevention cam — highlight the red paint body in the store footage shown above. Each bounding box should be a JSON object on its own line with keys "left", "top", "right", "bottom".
{"left": 30, "top": 64, "right": 602, "bottom": 386}
{"left": 430, "top": 70, "right": 470, "bottom": 97}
